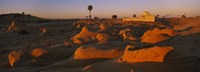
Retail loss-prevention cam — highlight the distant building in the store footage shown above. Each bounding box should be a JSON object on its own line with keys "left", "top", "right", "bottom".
{"left": 123, "top": 11, "right": 155, "bottom": 22}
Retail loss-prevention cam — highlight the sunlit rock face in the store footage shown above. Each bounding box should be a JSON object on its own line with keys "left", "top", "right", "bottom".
{"left": 39, "top": 27, "right": 47, "bottom": 36}
{"left": 96, "top": 33, "right": 112, "bottom": 42}
{"left": 141, "top": 28, "right": 174, "bottom": 43}
{"left": 72, "top": 25, "right": 99, "bottom": 44}
{"left": 8, "top": 50, "right": 23, "bottom": 67}
{"left": 31, "top": 48, "right": 47, "bottom": 58}
{"left": 73, "top": 41, "right": 127, "bottom": 59}
{"left": 141, "top": 28, "right": 174, "bottom": 38}
{"left": 6, "top": 21, "right": 20, "bottom": 32}
{"left": 99, "top": 24, "right": 108, "bottom": 31}
{"left": 120, "top": 46, "right": 174, "bottom": 63}
{"left": 119, "top": 28, "right": 136, "bottom": 41}
{"left": 141, "top": 35, "right": 170, "bottom": 44}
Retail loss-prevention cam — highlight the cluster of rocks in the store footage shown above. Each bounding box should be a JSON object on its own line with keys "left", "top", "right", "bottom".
{"left": 1, "top": 18, "right": 200, "bottom": 72}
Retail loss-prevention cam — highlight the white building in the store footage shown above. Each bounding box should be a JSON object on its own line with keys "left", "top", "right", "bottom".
{"left": 123, "top": 11, "right": 156, "bottom": 22}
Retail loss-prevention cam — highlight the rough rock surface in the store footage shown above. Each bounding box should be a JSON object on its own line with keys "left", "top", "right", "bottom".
{"left": 120, "top": 46, "right": 174, "bottom": 63}
{"left": 141, "top": 28, "right": 174, "bottom": 43}
{"left": 74, "top": 41, "right": 127, "bottom": 59}
{"left": 72, "top": 26, "right": 99, "bottom": 44}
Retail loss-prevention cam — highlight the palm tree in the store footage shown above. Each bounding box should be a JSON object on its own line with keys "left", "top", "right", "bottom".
{"left": 88, "top": 5, "right": 93, "bottom": 19}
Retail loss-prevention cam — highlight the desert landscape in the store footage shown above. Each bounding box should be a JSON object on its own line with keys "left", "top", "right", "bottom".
{"left": 0, "top": 13, "right": 200, "bottom": 72}
{"left": 1, "top": 0, "right": 200, "bottom": 72}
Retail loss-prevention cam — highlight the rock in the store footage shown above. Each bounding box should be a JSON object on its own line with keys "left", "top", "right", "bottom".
{"left": 72, "top": 26, "right": 99, "bottom": 44}
{"left": 8, "top": 50, "right": 24, "bottom": 67}
{"left": 120, "top": 46, "right": 174, "bottom": 63}
{"left": 119, "top": 28, "right": 136, "bottom": 41}
{"left": 141, "top": 28, "right": 174, "bottom": 43}
{"left": 141, "top": 34, "right": 170, "bottom": 43}
{"left": 119, "top": 28, "right": 132, "bottom": 35}
{"left": 141, "top": 28, "right": 174, "bottom": 39}
{"left": 73, "top": 41, "right": 127, "bottom": 59}
{"left": 39, "top": 27, "right": 47, "bottom": 36}
{"left": 150, "top": 28, "right": 174, "bottom": 36}
{"left": 96, "top": 33, "right": 112, "bottom": 41}
{"left": 31, "top": 48, "right": 47, "bottom": 58}
{"left": 99, "top": 24, "right": 109, "bottom": 30}
{"left": 6, "top": 21, "right": 20, "bottom": 32}
{"left": 122, "top": 32, "right": 136, "bottom": 41}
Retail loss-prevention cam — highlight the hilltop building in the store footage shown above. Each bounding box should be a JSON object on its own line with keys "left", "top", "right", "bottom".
{"left": 123, "top": 11, "right": 155, "bottom": 22}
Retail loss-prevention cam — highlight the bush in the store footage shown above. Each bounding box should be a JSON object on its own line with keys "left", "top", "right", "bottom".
{"left": 112, "top": 15, "right": 117, "bottom": 19}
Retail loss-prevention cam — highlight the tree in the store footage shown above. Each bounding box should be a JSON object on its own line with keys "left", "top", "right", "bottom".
{"left": 22, "top": 12, "right": 25, "bottom": 23}
{"left": 156, "top": 14, "right": 160, "bottom": 18}
{"left": 133, "top": 14, "right": 136, "bottom": 17}
{"left": 181, "top": 13, "right": 186, "bottom": 18}
{"left": 22, "top": 12, "right": 25, "bottom": 15}
{"left": 94, "top": 17, "right": 99, "bottom": 19}
{"left": 112, "top": 15, "right": 117, "bottom": 19}
{"left": 88, "top": 5, "right": 93, "bottom": 19}
{"left": 28, "top": 14, "right": 31, "bottom": 22}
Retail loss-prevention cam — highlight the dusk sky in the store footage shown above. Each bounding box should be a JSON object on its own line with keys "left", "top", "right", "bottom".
{"left": 0, "top": 0, "right": 199, "bottom": 19}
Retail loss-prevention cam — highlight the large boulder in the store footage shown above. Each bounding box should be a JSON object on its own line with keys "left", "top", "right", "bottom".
{"left": 73, "top": 41, "right": 127, "bottom": 59}
{"left": 120, "top": 46, "right": 174, "bottom": 63}
{"left": 72, "top": 26, "right": 99, "bottom": 44}
{"left": 141, "top": 28, "right": 174, "bottom": 39}
{"left": 141, "top": 28, "right": 174, "bottom": 43}
{"left": 8, "top": 50, "right": 24, "bottom": 67}
{"left": 141, "top": 35, "right": 170, "bottom": 44}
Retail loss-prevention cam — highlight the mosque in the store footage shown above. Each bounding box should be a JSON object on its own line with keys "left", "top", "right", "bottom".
{"left": 123, "top": 11, "right": 156, "bottom": 22}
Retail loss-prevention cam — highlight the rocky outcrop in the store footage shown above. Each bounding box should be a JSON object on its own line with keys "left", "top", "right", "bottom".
{"left": 73, "top": 41, "right": 127, "bottom": 59}
{"left": 72, "top": 26, "right": 99, "bottom": 44}
{"left": 141, "top": 28, "right": 174, "bottom": 43}
{"left": 8, "top": 50, "right": 24, "bottom": 67}
{"left": 120, "top": 46, "right": 173, "bottom": 63}
{"left": 119, "top": 28, "right": 136, "bottom": 41}
{"left": 6, "top": 21, "right": 20, "bottom": 32}
{"left": 39, "top": 27, "right": 47, "bottom": 36}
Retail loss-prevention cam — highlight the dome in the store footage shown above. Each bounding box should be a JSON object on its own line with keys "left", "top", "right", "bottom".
{"left": 142, "top": 11, "right": 150, "bottom": 16}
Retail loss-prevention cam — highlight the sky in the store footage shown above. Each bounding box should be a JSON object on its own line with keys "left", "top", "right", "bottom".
{"left": 0, "top": 0, "right": 199, "bottom": 19}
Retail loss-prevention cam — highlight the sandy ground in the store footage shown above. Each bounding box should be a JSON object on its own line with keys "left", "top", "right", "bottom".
{"left": 0, "top": 17, "right": 200, "bottom": 72}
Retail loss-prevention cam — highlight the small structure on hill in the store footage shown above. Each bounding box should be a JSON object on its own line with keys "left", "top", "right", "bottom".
{"left": 123, "top": 11, "right": 156, "bottom": 22}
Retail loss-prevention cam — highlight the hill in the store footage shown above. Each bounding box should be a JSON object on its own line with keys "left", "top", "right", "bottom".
{"left": 0, "top": 13, "right": 44, "bottom": 25}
